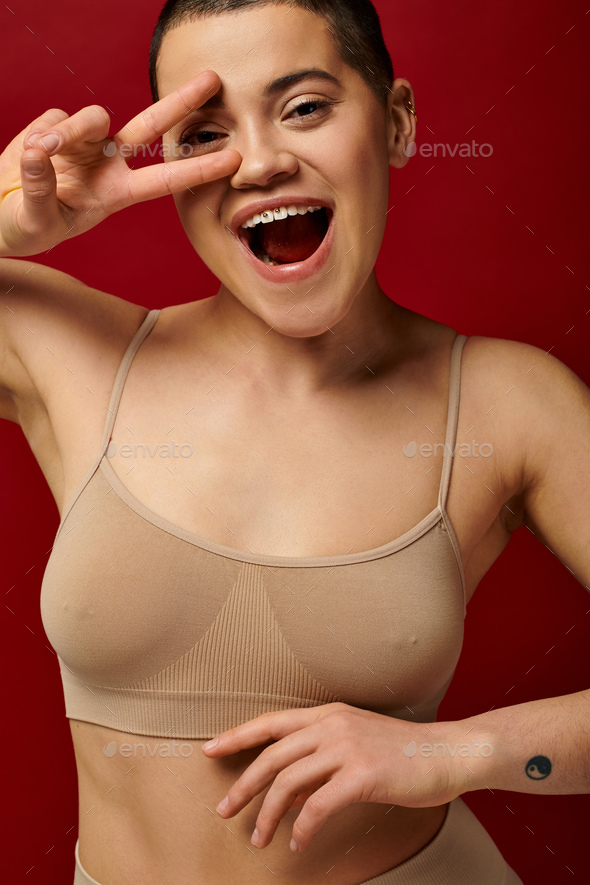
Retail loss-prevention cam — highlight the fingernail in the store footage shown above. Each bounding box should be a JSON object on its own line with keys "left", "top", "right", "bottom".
{"left": 203, "top": 737, "right": 218, "bottom": 750}
{"left": 22, "top": 158, "right": 45, "bottom": 176}
{"left": 216, "top": 795, "right": 229, "bottom": 814}
{"left": 39, "top": 133, "right": 60, "bottom": 152}
{"left": 25, "top": 131, "right": 43, "bottom": 148}
{"left": 290, "top": 838, "right": 299, "bottom": 852}
{"left": 251, "top": 827, "right": 259, "bottom": 846}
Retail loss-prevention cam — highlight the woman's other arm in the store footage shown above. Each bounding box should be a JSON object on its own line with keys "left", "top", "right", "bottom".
{"left": 436, "top": 341, "right": 590, "bottom": 797}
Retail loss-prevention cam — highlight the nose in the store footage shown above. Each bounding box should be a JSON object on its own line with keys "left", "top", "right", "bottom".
{"left": 230, "top": 122, "right": 299, "bottom": 189}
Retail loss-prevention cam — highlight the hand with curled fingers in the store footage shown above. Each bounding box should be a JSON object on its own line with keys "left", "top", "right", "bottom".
{"left": 202, "top": 702, "right": 462, "bottom": 853}
{"left": 0, "top": 70, "right": 241, "bottom": 257}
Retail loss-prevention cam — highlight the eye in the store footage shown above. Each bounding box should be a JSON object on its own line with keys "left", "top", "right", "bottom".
{"left": 194, "top": 131, "right": 222, "bottom": 144}
{"left": 177, "top": 129, "right": 227, "bottom": 151}
{"left": 287, "top": 99, "right": 334, "bottom": 122}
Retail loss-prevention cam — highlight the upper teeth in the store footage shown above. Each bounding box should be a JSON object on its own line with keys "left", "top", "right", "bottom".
{"left": 240, "top": 205, "right": 323, "bottom": 229}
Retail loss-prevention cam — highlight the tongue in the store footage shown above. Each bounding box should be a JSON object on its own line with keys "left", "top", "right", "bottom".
{"left": 262, "top": 213, "right": 326, "bottom": 264}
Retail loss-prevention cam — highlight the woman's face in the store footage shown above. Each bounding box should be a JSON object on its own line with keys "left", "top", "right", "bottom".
{"left": 157, "top": 4, "right": 399, "bottom": 337}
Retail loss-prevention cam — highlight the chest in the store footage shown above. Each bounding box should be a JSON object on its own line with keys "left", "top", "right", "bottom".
{"left": 51, "top": 331, "right": 514, "bottom": 598}
{"left": 103, "top": 376, "right": 452, "bottom": 558}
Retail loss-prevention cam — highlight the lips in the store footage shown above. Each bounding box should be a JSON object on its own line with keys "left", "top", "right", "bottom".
{"left": 229, "top": 196, "right": 335, "bottom": 283}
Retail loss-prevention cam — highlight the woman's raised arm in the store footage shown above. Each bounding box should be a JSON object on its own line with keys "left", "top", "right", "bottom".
{"left": 0, "top": 70, "right": 242, "bottom": 424}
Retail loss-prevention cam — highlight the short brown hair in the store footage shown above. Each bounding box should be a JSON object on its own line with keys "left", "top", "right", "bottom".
{"left": 149, "top": 0, "right": 394, "bottom": 106}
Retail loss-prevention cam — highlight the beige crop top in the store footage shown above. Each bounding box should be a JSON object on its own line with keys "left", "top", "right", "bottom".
{"left": 40, "top": 310, "right": 468, "bottom": 740}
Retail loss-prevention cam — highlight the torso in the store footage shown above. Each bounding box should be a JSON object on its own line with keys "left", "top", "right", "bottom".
{"left": 14, "top": 288, "right": 528, "bottom": 884}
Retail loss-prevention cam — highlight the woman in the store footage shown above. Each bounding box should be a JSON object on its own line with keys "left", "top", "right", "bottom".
{"left": 1, "top": 0, "right": 588, "bottom": 882}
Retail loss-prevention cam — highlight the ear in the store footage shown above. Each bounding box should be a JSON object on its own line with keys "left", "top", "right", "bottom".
{"left": 386, "top": 78, "right": 417, "bottom": 169}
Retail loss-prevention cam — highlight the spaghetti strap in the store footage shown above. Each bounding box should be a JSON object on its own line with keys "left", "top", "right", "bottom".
{"left": 97, "top": 309, "right": 161, "bottom": 455}
{"left": 53, "top": 308, "right": 161, "bottom": 542}
{"left": 438, "top": 333, "right": 468, "bottom": 512}
{"left": 437, "top": 333, "right": 468, "bottom": 618}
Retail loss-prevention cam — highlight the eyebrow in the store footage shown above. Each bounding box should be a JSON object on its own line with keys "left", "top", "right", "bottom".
{"left": 264, "top": 68, "right": 342, "bottom": 97}
{"left": 196, "top": 68, "right": 343, "bottom": 112}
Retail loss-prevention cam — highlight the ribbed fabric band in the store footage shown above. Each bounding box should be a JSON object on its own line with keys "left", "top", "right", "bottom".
{"left": 60, "top": 670, "right": 336, "bottom": 740}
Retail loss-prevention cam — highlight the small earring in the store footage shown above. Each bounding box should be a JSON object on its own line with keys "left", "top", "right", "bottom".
{"left": 405, "top": 101, "right": 418, "bottom": 122}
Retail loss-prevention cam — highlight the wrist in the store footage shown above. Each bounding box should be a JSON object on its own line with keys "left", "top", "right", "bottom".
{"left": 428, "top": 717, "right": 496, "bottom": 797}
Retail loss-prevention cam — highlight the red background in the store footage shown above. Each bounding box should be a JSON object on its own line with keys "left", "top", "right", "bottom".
{"left": 1, "top": 0, "right": 589, "bottom": 881}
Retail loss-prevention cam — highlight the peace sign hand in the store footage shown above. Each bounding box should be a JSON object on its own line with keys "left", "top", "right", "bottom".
{"left": 0, "top": 70, "right": 241, "bottom": 257}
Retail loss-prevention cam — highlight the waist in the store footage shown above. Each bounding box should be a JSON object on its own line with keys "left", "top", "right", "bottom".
{"left": 71, "top": 720, "right": 449, "bottom": 885}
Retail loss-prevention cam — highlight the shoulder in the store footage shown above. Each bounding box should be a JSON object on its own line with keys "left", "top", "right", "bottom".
{"left": 460, "top": 333, "right": 588, "bottom": 413}
{"left": 459, "top": 333, "right": 589, "bottom": 493}
{"left": 460, "top": 337, "right": 590, "bottom": 584}
{"left": 0, "top": 257, "right": 150, "bottom": 424}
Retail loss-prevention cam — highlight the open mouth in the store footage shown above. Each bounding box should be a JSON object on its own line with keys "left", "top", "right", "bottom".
{"left": 238, "top": 205, "right": 332, "bottom": 266}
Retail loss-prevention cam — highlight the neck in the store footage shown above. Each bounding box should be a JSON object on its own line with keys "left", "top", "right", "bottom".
{"left": 203, "top": 273, "right": 411, "bottom": 396}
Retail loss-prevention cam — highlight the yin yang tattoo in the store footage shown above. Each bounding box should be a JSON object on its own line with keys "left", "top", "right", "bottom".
{"left": 525, "top": 755, "right": 552, "bottom": 780}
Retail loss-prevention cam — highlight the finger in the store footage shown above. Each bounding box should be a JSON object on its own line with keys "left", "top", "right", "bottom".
{"left": 18, "top": 147, "right": 65, "bottom": 233}
{"left": 217, "top": 731, "right": 319, "bottom": 817}
{"left": 291, "top": 777, "right": 359, "bottom": 852}
{"left": 118, "top": 149, "right": 242, "bottom": 209}
{"left": 203, "top": 706, "right": 342, "bottom": 756}
{"left": 23, "top": 108, "right": 70, "bottom": 150}
{"left": 251, "top": 757, "right": 332, "bottom": 849}
{"left": 113, "top": 70, "right": 222, "bottom": 150}
{"left": 25, "top": 105, "right": 111, "bottom": 156}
